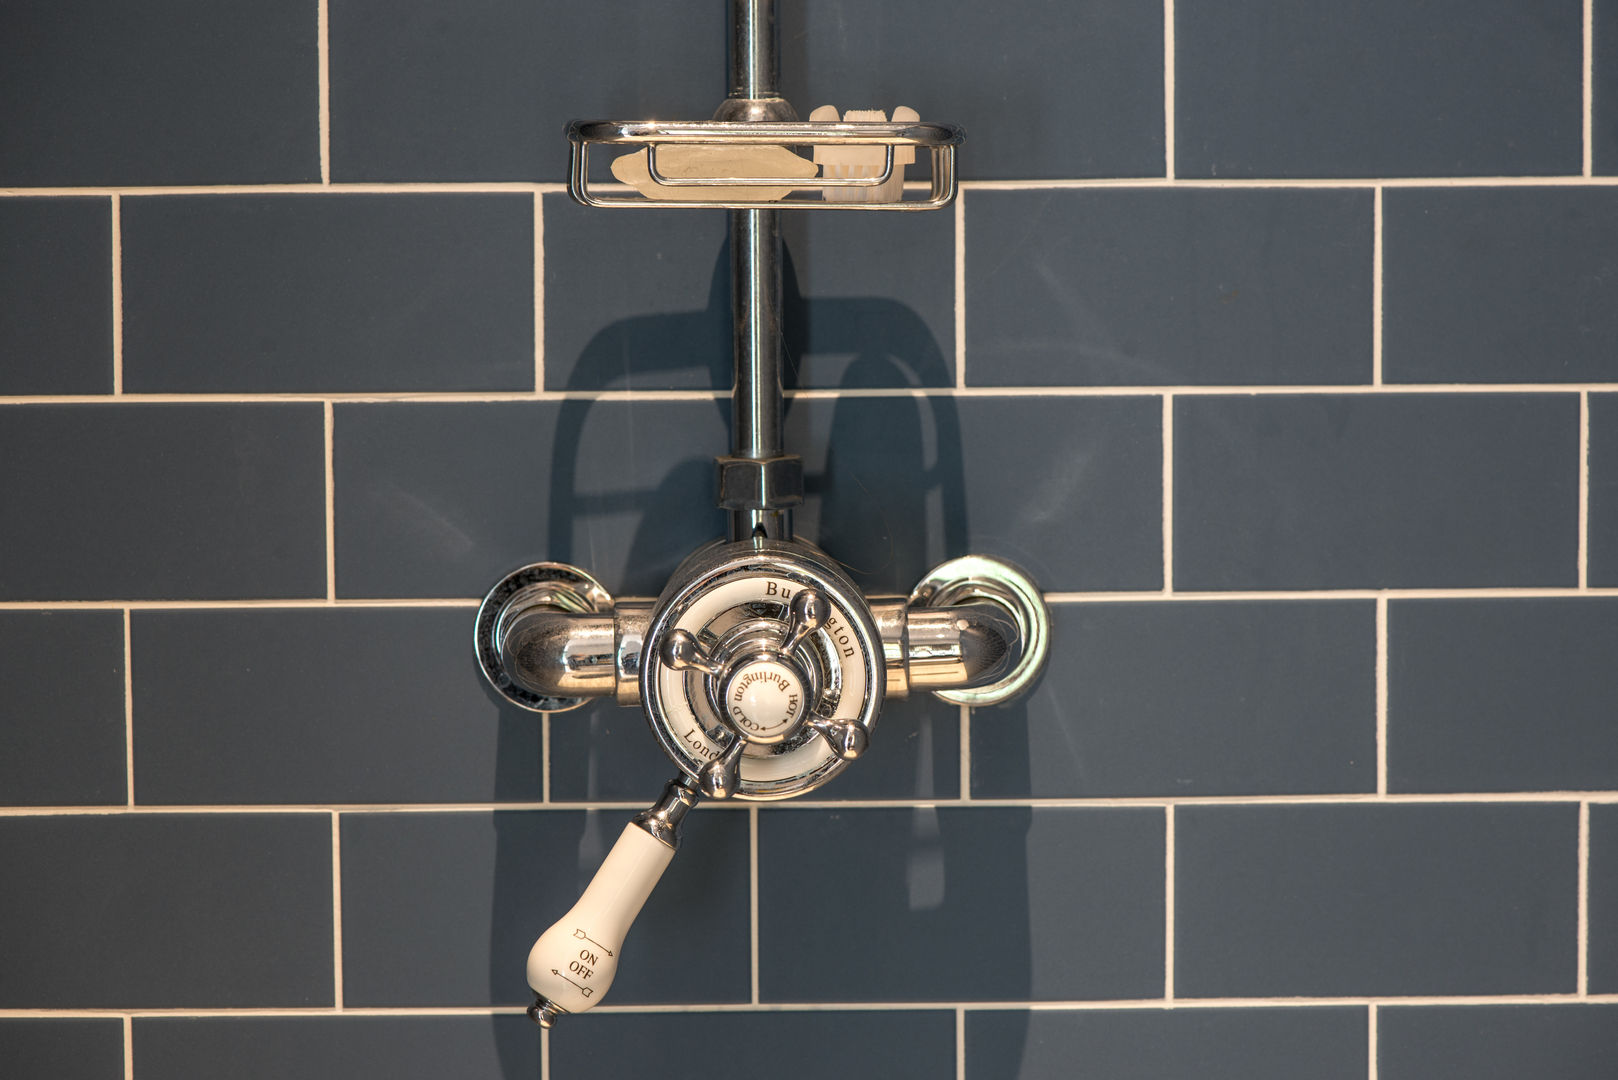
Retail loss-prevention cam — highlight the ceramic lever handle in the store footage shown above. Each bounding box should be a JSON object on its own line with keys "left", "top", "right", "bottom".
{"left": 525, "top": 822, "right": 675, "bottom": 1025}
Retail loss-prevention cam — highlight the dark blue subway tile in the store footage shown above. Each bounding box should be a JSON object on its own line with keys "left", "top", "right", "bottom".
{"left": 966, "top": 1007, "right": 1367, "bottom": 1080}
{"left": 1174, "top": 394, "right": 1579, "bottom": 589}
{"left": 123, "top": 195, "right": 532, "bottom": 393}
{"left": 0, "top": 198, "right": 111, "bottom": 394}
{"left": 1176, "top": 804, "right": 1578, "bottom": 997}
{"left": 821, "top": 696, "right": 962, "bottom": 801}
{"left": 541, "top": 198, "right": 726, "bottom": 391}
{"left": 1379, "top": 1004, "right": 1618, "bottom": 1080}
{"left": 132, "top": 608, "right": 540, "bottom": 806}
{"left": 339, "top": 808, "right": 749, "bottom": 1007}
{"left": 335, "top": 395, "right": 1157, "bottom": 600}
{"left": 0, "top": 1020, "right": 123, "bottom": 1080}
{"left": 972, "top": 601, "right": 1375, "bottom": 799}
{"left": 0, "top": 0, "right": 318, "bottom": 185}
{"left": 759, "top": 807, "right": 1165, "bottom": 1001}
{"left": 0, "top": 814, "right": 332, "bottom": 1008}
{"left": 1388, "top": 599, "right": 1618, "bottom": 792}
{"left": 543, "top": 195, "right": 954, "bottom": 391}
{"left": 1591, "top": 395, "right": 1618, "bottom": 586}
{"left": 965, "top": 189, "right": 1372, "bottom": 386}
{"left": 550, "top": 694, "right": 960, "bottom": 804}
{"left": 0, "top": 404, "right": 326, "bottom": 601}
{"left": 134, "top": 1016, "right": 539, "bottom": 1080}
{"left": 1384, "top": 189, "right": 1618, "bottom": 383}
{"left": 788, "top": 395, "right": 1163, "bottom": 594}
{"left": 0, "top": 611, "right": 125, "bottom": 806}
{"left": 557, "top": 1011, "right": 956, "bottom": 1080}
{"left": 1176, "top": 0, "right": 1582, "bottom": 178}
{"left": 787, "top": 0, "right": 1165, "bottom": 181}
{"left": 1591, "top": 805, "right": 1618, "bottom": 992}
{"left": 330, "top": 0, "right": 722, "bottom": 182}
{"left": 331, "top": 0, "right": 1161, "bottom": 183}
{"left": 545, "top": 700, "right": 682, "bottom": 805}
{"left": 333, "top": 400, "right": 727, "bottom": 599}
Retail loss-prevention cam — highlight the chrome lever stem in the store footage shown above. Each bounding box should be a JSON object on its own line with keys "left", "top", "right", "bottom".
{"left": 779, "top": 586, "right": 828, "bottom": 655}
{"left": 660, "top": 628, "right": 723, "bottom": 676}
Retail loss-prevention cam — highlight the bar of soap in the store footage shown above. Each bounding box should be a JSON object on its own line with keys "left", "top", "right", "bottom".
{"left": 610, "top": 145, "right": 818, "bottom": 202}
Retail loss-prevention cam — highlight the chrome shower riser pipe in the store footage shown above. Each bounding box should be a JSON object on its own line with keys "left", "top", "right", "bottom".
{"left": 728, "top": 0, "right": 779, "bottom": 100}
{"left": 722, "top": 0, "right": 797, "bottom": 542}
{"left": 726, "top": 206, "right": 792, "bottom": 541}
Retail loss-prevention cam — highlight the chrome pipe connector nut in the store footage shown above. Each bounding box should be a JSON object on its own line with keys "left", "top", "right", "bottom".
{"left": 715, "top": 453, "right": 804, "bottom": 511}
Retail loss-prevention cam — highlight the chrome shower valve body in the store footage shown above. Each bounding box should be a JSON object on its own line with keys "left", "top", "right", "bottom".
{"left": 640, "top": 538, "right": 885, "bottom": 801}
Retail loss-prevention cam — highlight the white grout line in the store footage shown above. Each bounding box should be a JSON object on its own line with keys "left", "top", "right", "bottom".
{"left": 955, "top": 1006, "right": 967, "bottom": 1080}
{"left": 12, "top": 177, "right": 1618, "bottom": 200}
{"left": 1580, "top": 392, "right": 1590, "bottom": 589}
{"left": 954, "top": 189, "right": 967, "bottom": 389}
{"left": 1367, "top": 1003, "right": 1378, "bottom": 1080}
{"left": 959, "top": 705, "right": 972, "bottom": 800}
{"left": 16, "top": 994, "right": 1618, "bottom": 1021}
{"left": 324, "top": 401, "right": 336, "bottom": 601}
{"left": 750, "top": 805, "right": 761, "bottom": 1005}
{"left": 7, "top": 791, "right": 1618, "bottom": 819}
{"left": 0, "top": 598, "right": 483, "bottom": 612}
{"left": 3, "top": 587, "right": 1618, "bottom": 615}
{"left": 2, "top": 1007, "right": 540, "bottom": 1019}
{"left": 1, "top": 383, "right": 1612, "bottom": 407}
{"left": 1585, "top": 0, "right": 1595, "bottom": 178}
{"left": 123, "top": 1014, "right": 133, "bottom": 1080}
{"left": 1376, "top": 597, "right": 1389, "bottom": 796}
{"left": 123, "top": 608, "right": 135, "bottom": 806}
{"left": 318, "top": 0, "right": 331, "bottom": 184}
{"left": 110, "top": 195, "right": 123, "bottom": 394}
{"left": 1372, "top": 186, "right": 1384, "bottom": 385}
{"left": 956, "top": 176, "right": 1618, "bottom": 190}
{"left": 1163, "top": 0, "right": 1176, "bottom": 180}
{"left": 1162, "top": 394, "right": 1174, "bottom": 592}
{"left": 331, "top": 811, "right": 344, "bottom": 1008}
{"left": 1, "top": 183, "right": 574, "bottom": 197}
{"left": 1164, "top": 805, "right": 1176, "bottom": 999}
{"left": 540, "top": 1025, "right": 550, "bottom": 1080}
{"left": 1044, "top": 586, "right": 1618, "bottom": 603}
{"left": 533, "top": 192, "right": 546, "bottom": 392}
{"left": 1579, "top": 801, "right": 1590, "bottom": 996}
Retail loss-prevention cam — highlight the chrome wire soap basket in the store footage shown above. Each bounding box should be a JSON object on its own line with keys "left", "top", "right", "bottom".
{"left": 565, "top": 1, "right": 961, "bottom": 210}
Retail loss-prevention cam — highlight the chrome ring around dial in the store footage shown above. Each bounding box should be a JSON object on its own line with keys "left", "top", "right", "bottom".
{"left": 639, "top": 540, "right": 884, "bottom": 801}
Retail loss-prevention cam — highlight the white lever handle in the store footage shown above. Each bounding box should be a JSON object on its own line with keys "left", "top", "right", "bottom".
{"left": 527, "top": 822, "right": 674, "bottom": 1022}
{"left": 525, "top": 778, "right": 698, "bottom": 1026}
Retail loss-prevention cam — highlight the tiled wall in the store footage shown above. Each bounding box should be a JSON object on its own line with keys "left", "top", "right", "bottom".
{"left": 3, "top": 1, "right": 1617, "bottom": 1077}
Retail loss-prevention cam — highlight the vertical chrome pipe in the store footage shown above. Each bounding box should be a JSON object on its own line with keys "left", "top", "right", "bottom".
{"left": 724, "top": 0, "right": 794, "bottom": 542}
{"left": 731, "top": 207, "right": 783, "bottom": 464}
{"left": 727, "top": 206, "right": 789, "bottom": 542}
{"left": 728, "top": 0, "right": 779, "bottom": 99}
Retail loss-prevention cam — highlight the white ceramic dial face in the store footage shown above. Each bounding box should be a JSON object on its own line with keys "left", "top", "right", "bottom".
{"left": 654, "top": 573, "right": 870, "bottom": 787}
{"left": 722, "top": 657, "right": 806, "bottom": 740}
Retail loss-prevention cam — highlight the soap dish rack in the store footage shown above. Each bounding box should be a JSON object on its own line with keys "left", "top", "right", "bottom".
{"left": 567, "top": 118, "right": 963, "bottom": 210}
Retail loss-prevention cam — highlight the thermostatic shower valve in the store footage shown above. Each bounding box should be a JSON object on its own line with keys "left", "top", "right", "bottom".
{"left": 642, "top": 540, "right": 883, "bottom": 800}
{"left": 469, "top": 0, "right": 1049, "bottom": 1032}
{"left": 475, "top": 544, "right": 1049, "bottom": 1026}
